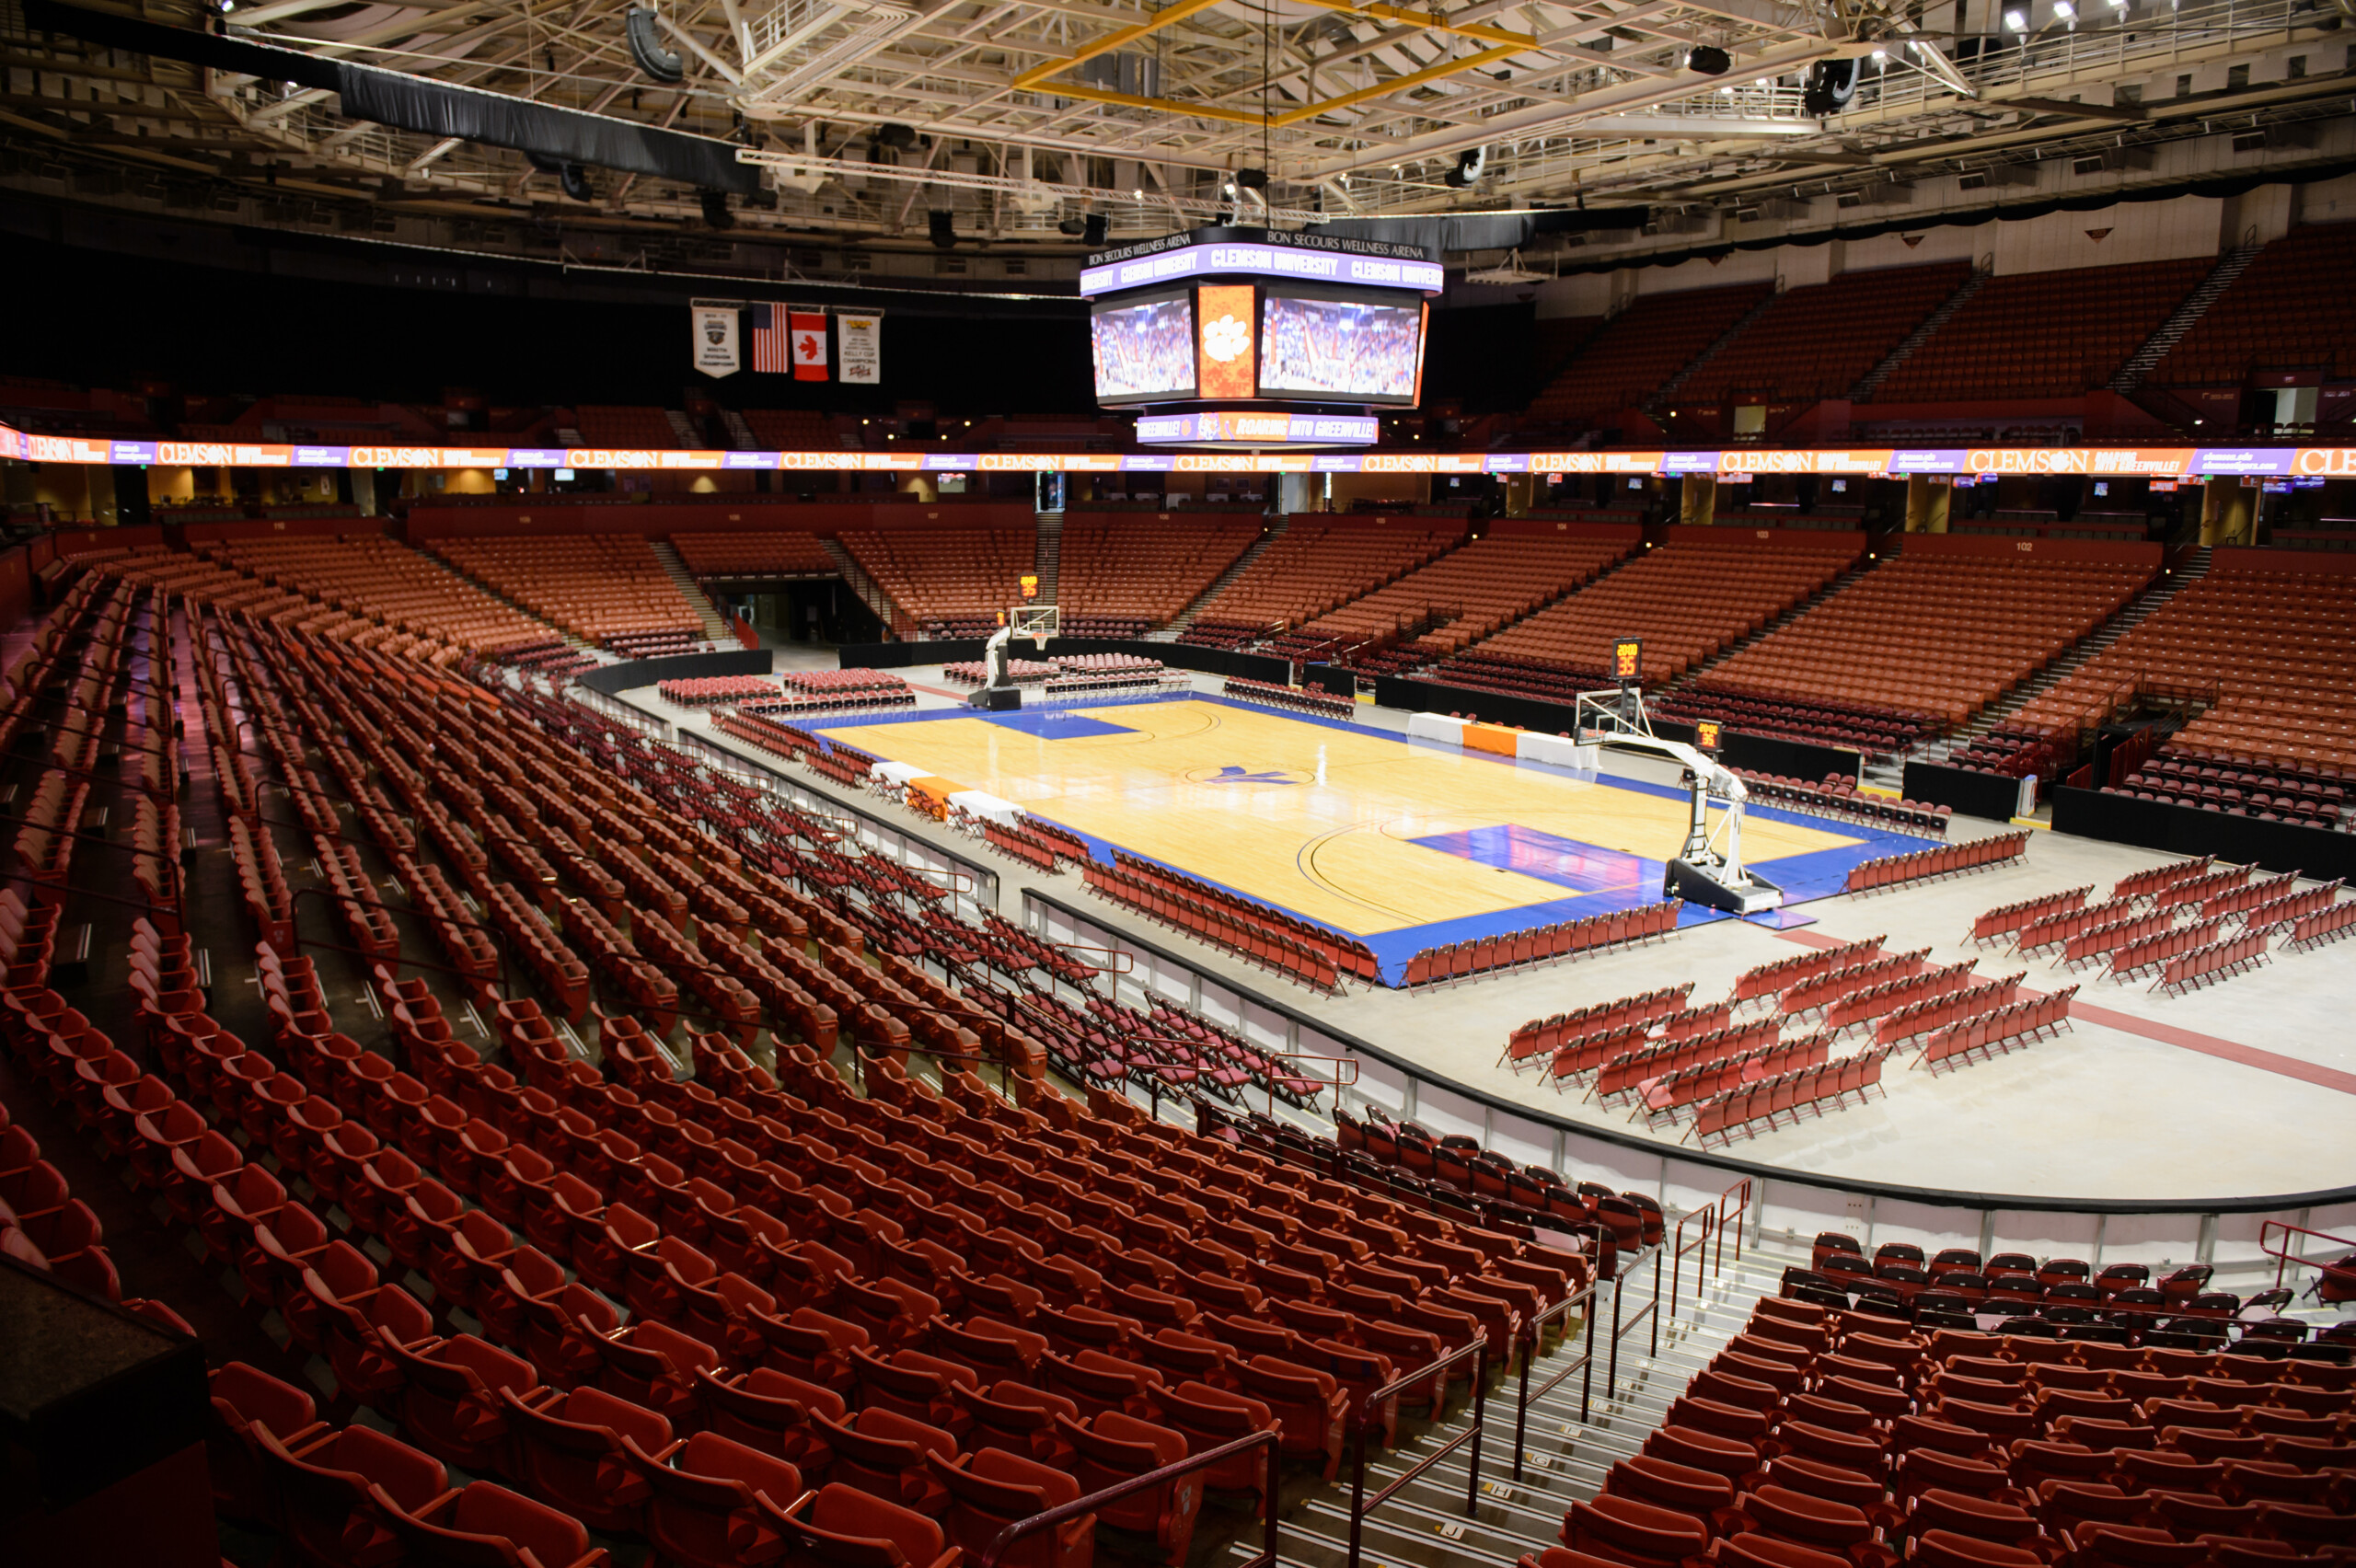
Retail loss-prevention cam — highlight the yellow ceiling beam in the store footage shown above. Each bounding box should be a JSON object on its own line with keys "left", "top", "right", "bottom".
{"left": 1269, "top": 41, "right": 1521, "bottom": 125}
{"left": 1286, "top": 0, "right": 1540, "bottom": 52}
{"left": 1045, "top": 80, "right": 1273, "bottom": 125}
{"left": 1012, "top": 0, "right": 1231, "bottom": 90}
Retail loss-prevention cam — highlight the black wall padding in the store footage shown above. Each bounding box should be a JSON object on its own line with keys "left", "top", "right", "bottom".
{"left": 1720, "top": 732, "right": 1862, "bottom": 787}
{"left": 2052, "top": 785, "right": 2356, "bottom": 882}
{"left": 1904, "top": 760, "right": 2028, "bottom": 824}
{"left": 25, "top": 0, "right": 760, "bottom": 193}
{"left": 835, "top": 638, "right": 1295, "bottom": 684}
{"left": 575, "top": 649, "right": 772, "bottom": 695}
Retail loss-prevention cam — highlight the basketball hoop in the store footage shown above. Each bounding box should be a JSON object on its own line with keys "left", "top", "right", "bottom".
{"left": 1010, "top": 604, "right": 1058, "bottom": 652}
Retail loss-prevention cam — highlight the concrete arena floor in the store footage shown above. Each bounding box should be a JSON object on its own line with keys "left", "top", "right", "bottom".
{"left": 630, "top": 657, "right": 2356, "bottom": 1206}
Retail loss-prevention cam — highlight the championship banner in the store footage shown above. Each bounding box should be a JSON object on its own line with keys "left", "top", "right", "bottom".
{"left": 837, "top": 312, "right": 882, "bottom": 385}
{"left": 691, "top": 300, "right": 740, "bottom": 378}
{"left": 789, "top": 308, "right": 829, "bottom": 381}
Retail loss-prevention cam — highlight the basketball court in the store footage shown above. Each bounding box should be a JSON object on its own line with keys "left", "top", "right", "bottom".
{"left": 809, "top": 693, "right": 1946, "bottom": 982}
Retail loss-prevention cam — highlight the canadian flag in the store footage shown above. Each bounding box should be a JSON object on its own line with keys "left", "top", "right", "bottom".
{"left": 790, "top": 309, "right": 828, "bottom": 381}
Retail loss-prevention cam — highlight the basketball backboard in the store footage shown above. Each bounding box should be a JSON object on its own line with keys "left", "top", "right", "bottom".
{"left": 1010, "top": 604, "right": 1058, "bottom": 648}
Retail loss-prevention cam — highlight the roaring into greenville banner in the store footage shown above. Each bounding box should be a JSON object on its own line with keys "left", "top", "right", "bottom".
{"left": 691, "top": 301, "right": 740, "bottom": 377}
{"left": 837, "top": 312, "right": 882, "bottom": 385}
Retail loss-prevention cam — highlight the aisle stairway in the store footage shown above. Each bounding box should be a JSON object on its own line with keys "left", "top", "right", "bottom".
{"left": 822, "top": 536, "right": 914, "bottom": 639}
{"left": 1646, "top": 292, "right": 1784, "bottom": 418}
{"left": 1034, "top": 510, "right": 1064, "bottom": 608}
{"left": 1155, "top": 516, "right": 1290, "bottom": 640}
{"left": 2110, "top": 244, "right": 2261, "bottom": 393}
{"left": 1255, "top": 1241, "right": 1787, "bottom": 1568}
{"left": 1852, "top": 268, "right": 1990, "bottom": 400}
{"left": 1914, "top": 546, "right": 2212, "bottom": 766}
{"left": 649, "top": 537, "right": 733, "bottom": 642}
{"left": 720, "top": 408, "right": 758, "bottom": 449}
{"left": 1657, "top": 556, "right": 1883, "bottom": 699}
{"left": 663, "top": 409, "right": 703, "bottom": 447}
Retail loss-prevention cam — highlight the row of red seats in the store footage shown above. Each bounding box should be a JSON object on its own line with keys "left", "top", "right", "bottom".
{"left": 2015, "top": 896, "right": 2140, "bottom": 954}
{"left": 2156, "top": 932, "right": 2272, "bottom": 997}
{"left": 1538, "top": 1289, "right": 2354, "bottom": 1568}
{"left": 1082, "top": 860, "right": 1341, "bottom": 993}
{"left": 1503, "top": 985, "right": 1699, "bottom": 1071}
{"left": 2288, "top": 903, "right": 2356, "bottom": 951}
{"left": 1843, "top": 834, "right": 2029, "bottom": 895}
{"left": 1969, "top": 885, "right": 2101, "bottom": 932}
{"left": 1731, "top": 771, "right": 1951, "bottom": 840}
{"left": 660, "top": 675, "right": 781, "bottom": 706}
{"left": 1915, "top": 989, "right": 2078, "bottom": 1075}
{"left": 2059, "top": 909, "right": 2177, "bottom": 971}
{"left": 2213, "top": 879, "right": 2339, "bottom": 928}
{"left": 1637, "top": 1034, "right": 1833, "bottom": 1126}
{"left": 1406, "top": 900, "right": 1682, "bottom": 988}
{"left": 1589, "top": 1020, "right": 1781, "bottom": 1104}
{"left": 2107, "top": 917, "right": 2229, "bottom": 984}
{"left": 1780, "top": 950, "right": 1933, "bottom": 1020}
{"left": 1733, "top": 937, "right": 1888, "bottom": 1003}
{"left": 1868, "top": 974, "right": 2027, "bottom": 1051}
{"left": 1687, "top": 1049, "right": 1894, "bottom": 1148}
{"left": 1222, "top": 677, "right": 1354, "bottom": 721}
{"left": 1105, "top": 849, "right": 1378, "bottom": 982}
{"left": 1822, "top": 961, "right": 1984, "bottom": 1037}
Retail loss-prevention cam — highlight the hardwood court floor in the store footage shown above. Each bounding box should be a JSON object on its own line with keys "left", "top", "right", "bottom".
{"left": 815, "top": 698, "right": 1865, "bottom": 943}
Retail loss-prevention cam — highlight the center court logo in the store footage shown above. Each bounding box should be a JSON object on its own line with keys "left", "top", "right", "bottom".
{"left": 1188, "top": 765, "right": 1310, "bottom": 785}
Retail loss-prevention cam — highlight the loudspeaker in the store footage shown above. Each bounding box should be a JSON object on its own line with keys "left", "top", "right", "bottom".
{"left": 625, "top": 7, "right": 685, "bottom": 83}
{"left": 700, "top": 190, "right": 733, "bottom": 229}
{"left": 1687, "top": 44, "right": 1730, "bottom": 74}
{"left": 929, "top": 209, "right": 956, "bottom": 248}
{"left": 529, "top": 153, "right": 595, "bottom": 202}
{"left": 1802, "top": 58, "right": 1858, "bottom": 115}
{"left": 1081, "top": 213, "right": 1107, "bottom": 247}
{"left": 1234, "top": 167, "right": 1268, "bottom": 190}
{"left": 875, "top": 123, "right": 919, "bottom": 149}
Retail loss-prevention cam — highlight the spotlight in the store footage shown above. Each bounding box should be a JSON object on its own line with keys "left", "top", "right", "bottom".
{"left": 2052, "top": 0, "right": 2074, "bottom": 17}
{"left": 1444, "top": 146, "right": 1486, "bottom": 187}
{"left": 2004, "top": 9, "right": 2027, "bottom": 27}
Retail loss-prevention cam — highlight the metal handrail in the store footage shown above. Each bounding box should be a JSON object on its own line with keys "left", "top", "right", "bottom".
{"left": 1345, "top": 1334, "right": 1490, "bottom": 1568}
{"left": 1260, "top": 1049, "right": 1357, "bottom": 1118}
{"left": 974, "top": 1427, "right": 1279, "bottom": 1568}
{"left": 2258, "top": 1219, "right": 2356, "bottom": 1291}
{"left": 1512, "top": 1280, "right": 1601, "bottom": 1475}
{"left": 1668, "top": 1204, "right": 1715, "bottom": 1323}
{"left": 1715, "top": 1175, "right": 1752, "bottom": 1275}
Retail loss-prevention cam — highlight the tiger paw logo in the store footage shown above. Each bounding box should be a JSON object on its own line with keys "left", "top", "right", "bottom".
{"left": 1202, "top": 314, "right": 1251, "bottom": 363}
{"left": 1189, "top": 764, "right": 1309, "bottom": 785}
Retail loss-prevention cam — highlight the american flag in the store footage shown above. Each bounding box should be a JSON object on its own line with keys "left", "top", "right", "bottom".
{"left": 749, "top": 304, "right": 791, "bottom": 375}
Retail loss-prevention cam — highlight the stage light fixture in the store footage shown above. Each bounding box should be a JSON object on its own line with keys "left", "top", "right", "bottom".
{"left": 625, "top": 7, "right": 685, "bottom": 84}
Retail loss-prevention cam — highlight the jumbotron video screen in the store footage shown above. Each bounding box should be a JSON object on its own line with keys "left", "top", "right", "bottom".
{"left": 1090, "top": 293, "right": 1198, "bottom": 404}
{"left": 1256, "top": 291, "right": 1426, "bottom": 404}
